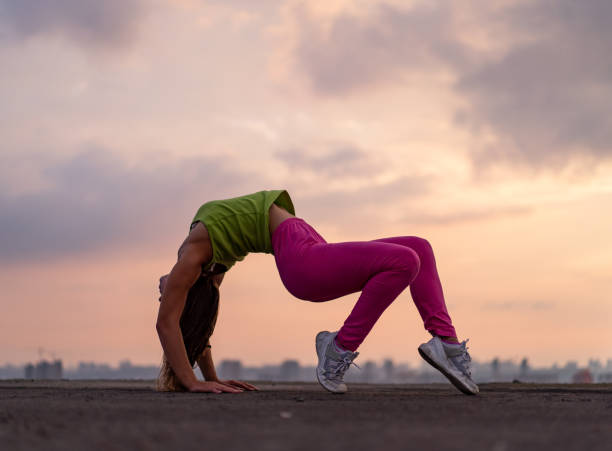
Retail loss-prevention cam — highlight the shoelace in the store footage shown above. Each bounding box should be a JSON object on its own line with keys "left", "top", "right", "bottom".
{"left": 325, "top": 355, "right": 361, "bottom": 382}
{"left": 450, "top": 340, "right": 472, "bottom": 377}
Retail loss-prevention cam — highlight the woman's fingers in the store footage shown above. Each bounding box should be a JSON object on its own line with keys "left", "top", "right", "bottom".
{"left": 226, "top": 380, "right": 259, "bottom": 391}
{"left": 215, "top": 382, "right": 243, "bottom": 393}
{"left": 219, "top": 380, "right": 244, "bottom": 391}
{"left": 188, "top": 381, "right": 242, "bottom": 393}
{"left": 188, "top": 380, "right": 257, "bottom": 393}
{"left": 236, "top": 381, "right": 259, "bottom": 391}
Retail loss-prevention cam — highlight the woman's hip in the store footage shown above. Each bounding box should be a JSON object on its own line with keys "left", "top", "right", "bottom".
{"left": 272, "top": 218, "right": 326, "bottom": 255}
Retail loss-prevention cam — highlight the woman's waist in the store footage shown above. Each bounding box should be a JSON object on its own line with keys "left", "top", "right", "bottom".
{"left": 271, "top": 216, "right": 327, "bottom": 249}
{"left": 269, "top": 203, "right": 296, "bottom": 235}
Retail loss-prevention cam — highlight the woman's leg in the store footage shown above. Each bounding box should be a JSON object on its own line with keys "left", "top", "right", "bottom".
{"left": 371, "top": 236, "right": 457, "bottom": 341}
{"left": 331, "top": 236, "right": 457, "bottom": 351}
{"left": 273, "top": 219, "right": 454, "bottom": 351}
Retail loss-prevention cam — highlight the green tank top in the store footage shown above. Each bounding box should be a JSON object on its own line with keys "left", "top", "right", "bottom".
{"left": 190, "top": 190, "right": 295, "bottom": 273}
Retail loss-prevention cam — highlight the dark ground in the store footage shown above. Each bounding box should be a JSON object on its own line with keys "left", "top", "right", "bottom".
{"left": 1, "top": 380, "right": 610, "bottom": 451}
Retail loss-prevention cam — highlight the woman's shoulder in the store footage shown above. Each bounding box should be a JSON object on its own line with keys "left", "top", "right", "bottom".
{"left": 188, "top": 221, "right": 211, "bottom": 243}
{"left": 177, "top": 222, "right": 213, "bottom": 265}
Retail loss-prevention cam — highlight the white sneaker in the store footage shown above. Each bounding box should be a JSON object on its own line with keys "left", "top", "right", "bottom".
{"left": 315, "top": 331, "right": 360, "bottom": 394}
{"left": 418, "top": 336, "right": 479, "bottom": 395}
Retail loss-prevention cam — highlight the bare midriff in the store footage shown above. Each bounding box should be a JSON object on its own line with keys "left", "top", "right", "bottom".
{"left": 268, "top": 202, "right": 296, "bottom": 236}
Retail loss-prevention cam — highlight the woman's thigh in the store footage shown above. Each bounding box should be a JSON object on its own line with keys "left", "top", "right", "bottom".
{"left": 276, "top": 238, "right": 420, "bottom": 302}
{"left": 371, "top": 236, "right": 430, "bottom": 253}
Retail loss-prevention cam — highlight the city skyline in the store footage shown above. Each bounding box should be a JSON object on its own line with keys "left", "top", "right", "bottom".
{"left": 3, "top": 355, "right": 611, "bottom": 384}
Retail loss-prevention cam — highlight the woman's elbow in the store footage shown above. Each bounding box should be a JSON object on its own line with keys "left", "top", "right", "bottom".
{"left": 156, "top": 316, "right": 177, "bottom": 335}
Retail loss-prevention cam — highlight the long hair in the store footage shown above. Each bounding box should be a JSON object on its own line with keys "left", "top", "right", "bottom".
{"left": 157, "top": 273, "right": 220, "bottom": 391}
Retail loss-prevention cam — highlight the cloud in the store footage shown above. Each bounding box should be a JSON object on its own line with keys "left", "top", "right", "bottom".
{"left": 456, "top": 0, "right": 612, "bottom": 169}
{"left": 273, "top": 146, "right": 435, "bottom": 232}
{"left": 404, "top": 204, "right": 533, "bottom": 226}
{"left": 0, "top": 144, "right": 435, "bottom": 261}
{"left": 273, "top": 145, "right": 434, "bottom": 231}
{"left": 201, "top": 0, "right": 280, "bottom": 9}
{"left": 293, "top": 1, "right": 469, "bottom": 95}
{"left": 274, "top": 146, "right": 383, "bottom": 176}
{"left": 0, "top": 0, "right": 146, "bottom": 50}
{"left": 296, "top": 174, "right": 434, "bottom": 228}
{"left": 289, "top": 0, "right": 612, "bottom": 169}
{"left": 482, "top": 300, "right": 557, "bottom": 311}
{"left": 0, "top": 148, "right": 263, "bottom": 261}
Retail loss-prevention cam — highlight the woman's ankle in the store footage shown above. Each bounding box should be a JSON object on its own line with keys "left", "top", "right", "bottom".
{"left": 438, "top": 335, "right": 459, "bottom": 344}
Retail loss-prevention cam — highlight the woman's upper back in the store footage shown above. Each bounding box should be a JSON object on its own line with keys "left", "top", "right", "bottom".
{"left": 191, "top": 190, "right": 295, "bottom": 272}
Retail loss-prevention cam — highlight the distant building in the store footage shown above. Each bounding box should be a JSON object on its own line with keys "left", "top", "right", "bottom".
{"left": 596, "top": 372, "right": 612, "bottom": 383}
{"left": 115, "top": 360, "right": 160, "bottom": 379}
{"left": 24, "top": 363, "right": 35, "bottom": 379}
{"left": 383, "top": 359, "right": 395, "bottom": 382}
{"left": 558, "top": 361, "right": 579, "bottom": 383}
{"left": 362, "top": 361, "right": 377, "bottom": 383}
{"left": 279, "top": 360, "right": 300, "bottom": 381}
{"left": 491, "top": 358, "right": 500, "bottom": 382}
{"left": 219, "top": 360, "right": 243, "bottom": 379}
{"left": 4, "top": 355, "right": 612, "bottom": 383}
{"left": 520, "top": 369, "right": 559, "bottom": 383}
{"left": 73, "top": 362, "right": 115, "bottom": 379}
{"left": 393, "top": 364, "right": 417, "bottom": 383}
{"left": 572, "top": 369, "right": 593, "bottom": 383}
{"left": 24, "top": 360, "right": 63, "bottom": 380}
{"left": 519, "top": 358, "right": 530, "bottom": 378}
{"left": 0, "top": 364, "right": 24, "bottom": 379}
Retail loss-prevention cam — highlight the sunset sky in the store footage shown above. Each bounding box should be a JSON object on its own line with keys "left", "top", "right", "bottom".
{"left": 1, "top": 0, "right": 611, "bottom": 370}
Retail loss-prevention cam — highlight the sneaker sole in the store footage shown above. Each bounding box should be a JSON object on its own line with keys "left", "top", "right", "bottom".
{"left": 418, "top": 346, "right": 478, "bottom": 396}
{"left": 315, "top": 332, "right": 346, "bottom": 394}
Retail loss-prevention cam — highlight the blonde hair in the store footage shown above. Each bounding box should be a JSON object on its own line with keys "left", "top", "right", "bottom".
{"left": 157, "top": 355, "right": 187, "bottom": 391}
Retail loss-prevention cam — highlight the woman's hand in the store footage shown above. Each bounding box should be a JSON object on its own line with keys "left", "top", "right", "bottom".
{"left": 216, "top": 379, "right": 259, "bottom": 391}
{"left": 187, "top": 380, "right": 245, "bottom": 393}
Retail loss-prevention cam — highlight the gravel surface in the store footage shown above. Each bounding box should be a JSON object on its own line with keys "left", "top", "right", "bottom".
{"left": 1, "top": 380, "right": 610, "bottom": 451}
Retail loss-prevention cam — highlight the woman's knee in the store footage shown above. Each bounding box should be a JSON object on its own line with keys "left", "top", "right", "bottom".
{"left": 409, "top": 236, "right": 433, "bottom": 254}
{"left": 400, "top": 237, "right": 435, "bottom": 267}
{"left": 388, "top": 246, "right": 421, "bottom": 282}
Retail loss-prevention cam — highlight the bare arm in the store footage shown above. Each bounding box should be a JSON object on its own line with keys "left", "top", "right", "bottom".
{"left": 156, "top": 244, "right": 205, "bottom": 390}
{"left": 156, "top": 232, "right": 240, "bottom": 393}
{"left": 197, "top": 345, "right": 218, "bottom": 381}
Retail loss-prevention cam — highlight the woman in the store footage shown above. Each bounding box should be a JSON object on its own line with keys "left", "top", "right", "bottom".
{"left": 157, "top": 189, "right": 478, "bottom": 395}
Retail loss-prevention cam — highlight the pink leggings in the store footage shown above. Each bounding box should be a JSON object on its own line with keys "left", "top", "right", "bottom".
{"left": 271, "top": 217, "right": 457, "bottom": 352}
